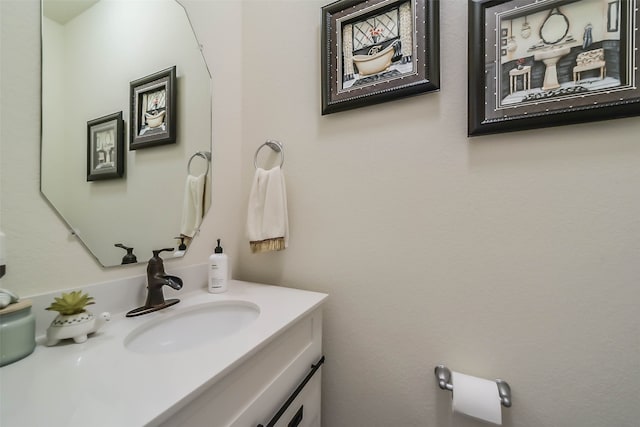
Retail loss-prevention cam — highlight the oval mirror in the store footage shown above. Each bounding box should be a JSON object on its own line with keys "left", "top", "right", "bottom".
{"left": 539, "top": 7, "right": 570, "bottom": 45}
{"left": 41, "top": 0, "right": 212, "bottom": 267}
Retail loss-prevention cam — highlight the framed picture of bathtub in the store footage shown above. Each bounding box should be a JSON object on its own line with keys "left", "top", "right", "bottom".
{"left": 129, "top": 66, "right": 176, "bottom": 149}
{"left": 468, "top": 0, "right": 640, "bottom": 136}
{"left": 87, "top": 111, "right": 124, "bottom": 181}
{"left": 321, "top": 0, "right": 440, "bottom": 115}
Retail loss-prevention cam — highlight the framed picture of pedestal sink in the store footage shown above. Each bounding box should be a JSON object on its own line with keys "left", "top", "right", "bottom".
{"left": 321, "top": 0, "right": 440, "bottom": 115}
{"left": 129, "top": 66, "right": 176, "bottom": 149}
{"left": 87, "top": 111, "right": 124, "bottom": 181}
{"left": 468, "top": 0, "right": 640, "bottom": 136}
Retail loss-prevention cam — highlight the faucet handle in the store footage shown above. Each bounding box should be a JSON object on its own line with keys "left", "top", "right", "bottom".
{"left": 152, "top": 248, "right": 174, "bottom": 258}
{"left": 115, "top": 243, "right": 137, "bottom": 264}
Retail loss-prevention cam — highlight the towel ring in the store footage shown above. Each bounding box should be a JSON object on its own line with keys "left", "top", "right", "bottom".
{"left": 188, "top": 151, "right": 211, "bottom": 175}
{"left": 254, "top": 140, "right": 284, "bottom": 169}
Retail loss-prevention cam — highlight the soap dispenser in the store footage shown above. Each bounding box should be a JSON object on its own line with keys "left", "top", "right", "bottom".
{"left": 173, "top": 236, "right": 188, "bottom": 257}
{"left": 175, "top": 236, "right": 187, "bottom": 251}
{"left": 208, "top": 239, "right": 228, "bottom": 293}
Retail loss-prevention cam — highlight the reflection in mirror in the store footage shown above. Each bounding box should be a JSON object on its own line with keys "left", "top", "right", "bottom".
{"left": 539, "top": 7, "right": 570, "bottom": 45}
{"left": 41, "top": 0, "right": 212, "bottom": 267}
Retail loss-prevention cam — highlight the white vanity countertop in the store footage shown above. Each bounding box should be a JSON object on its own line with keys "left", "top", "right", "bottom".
{"left": 0, "top": 280, "right": 327, "bottom": 427}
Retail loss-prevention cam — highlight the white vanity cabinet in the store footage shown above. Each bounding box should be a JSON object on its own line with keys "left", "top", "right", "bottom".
{"left": 159, "top": 308, "right": 323, "bottom": 427}
{"left": 0, "top": 277, "right": 327, "bottom": 427}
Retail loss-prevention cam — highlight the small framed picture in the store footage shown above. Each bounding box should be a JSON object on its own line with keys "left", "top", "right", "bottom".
{"left": 129, "top": 66, "right": 176, "bottom": 149}
{"left": 87, "top": 111, "right": 124, "bottom": 181}
{"left": 469, "top": 0, "right": 640, "bottom": 136}
{"left": 607, "top": 1, "right": 619, "bottom": 32}
{"left": 321, "top": 0, "right": 440, "bottom": 114}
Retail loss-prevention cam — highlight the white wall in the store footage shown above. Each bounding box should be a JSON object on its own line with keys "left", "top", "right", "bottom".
{"left": 41, "top": 17, "right": 67, "bottom": 211}
{"left": 236, "top": 1, "right": 640, "bottom": 426}
{"left": 1, "top": 1, "right": 639, "bottom": 426}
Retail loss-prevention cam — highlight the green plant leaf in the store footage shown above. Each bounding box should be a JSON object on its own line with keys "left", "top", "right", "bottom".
{"left": 45, "top": 290, "right": 96, "bottom": 315}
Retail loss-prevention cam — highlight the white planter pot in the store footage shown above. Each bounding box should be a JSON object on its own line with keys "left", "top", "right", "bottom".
{"left": 46, "top": 311, "right": 111, "bottom": 346}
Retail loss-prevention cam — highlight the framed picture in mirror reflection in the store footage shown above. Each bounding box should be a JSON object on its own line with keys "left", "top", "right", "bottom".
{"left": 129, "top": 66, "right": 177, "bottom": 149}
{"left": 87, "top": 111, "right": 124, "bottom": 181}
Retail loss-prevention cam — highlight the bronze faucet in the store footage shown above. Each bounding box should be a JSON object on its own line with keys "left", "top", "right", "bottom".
{"left": 126, "top": 248, "right": 183, "bottom": 317}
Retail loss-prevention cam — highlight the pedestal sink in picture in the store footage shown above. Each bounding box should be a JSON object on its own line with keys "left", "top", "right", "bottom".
{"left": 534, "top": 46, "right": 570, "bottom": 91}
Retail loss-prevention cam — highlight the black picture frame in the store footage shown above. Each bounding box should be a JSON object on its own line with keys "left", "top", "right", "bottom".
{"left": 468, "top": 0, "right": 640, "bottom": 137}
{"left": 129, "top": 66, "right": 176, "bottom": 149}
{"left": 87, "top": 111, "right": 124, "bottom": 181}
{"left": 321, "top": 0, "right": 439, "bottom": 115}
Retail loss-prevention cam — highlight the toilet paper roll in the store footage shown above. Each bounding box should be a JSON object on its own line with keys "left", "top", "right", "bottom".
{"left": 452, "top": 371, "right": 502, "bottom": 425}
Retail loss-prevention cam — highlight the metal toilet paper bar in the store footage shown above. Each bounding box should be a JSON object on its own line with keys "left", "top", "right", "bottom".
{"left": 434, "top": 365, "right": 512, "bottom": 408}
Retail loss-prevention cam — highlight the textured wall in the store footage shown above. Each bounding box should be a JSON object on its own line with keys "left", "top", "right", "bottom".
{"left": 237, "top": 1, "right": 640, "bottom": 426}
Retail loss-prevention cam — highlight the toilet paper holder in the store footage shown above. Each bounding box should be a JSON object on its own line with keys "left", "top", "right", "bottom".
{"left": 434, "top": 365, "right": 512, "bottom": 408}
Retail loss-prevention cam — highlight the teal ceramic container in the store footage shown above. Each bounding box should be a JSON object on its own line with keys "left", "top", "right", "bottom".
{"left": 0, "top": 300, "right": 36, "bottom": 367}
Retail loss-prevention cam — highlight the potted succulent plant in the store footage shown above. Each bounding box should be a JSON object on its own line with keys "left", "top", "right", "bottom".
{"left": 45, "top": 290, "right": 110, "bottom": 346}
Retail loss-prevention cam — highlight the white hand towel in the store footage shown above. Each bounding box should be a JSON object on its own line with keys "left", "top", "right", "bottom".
{"left": 247, "top": 166, "right": 289, "bottom": 253}
{"left": 180, "top": 173, "right": 206, "bottom": 238}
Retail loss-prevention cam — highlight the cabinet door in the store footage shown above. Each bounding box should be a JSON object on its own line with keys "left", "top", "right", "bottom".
{"left": 258, "top": 357, "right": 324, "bottom": 427}
{"left": 272, "top": 371, "right": 321, "bottom": 427}
{"left": 161, "top": 310, "right": 323, "bottom": 427}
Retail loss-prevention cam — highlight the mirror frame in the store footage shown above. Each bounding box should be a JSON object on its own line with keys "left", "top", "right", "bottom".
{"left": 539, "top": 7, "right": 570, "bottom": 45}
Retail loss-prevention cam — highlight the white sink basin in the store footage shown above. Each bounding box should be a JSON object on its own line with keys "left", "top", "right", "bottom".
{"left": 533, "top": 46, "right": 570, "bottom": 62}
{"left": 124, "top": 301, "right": 260, "bottom": 354}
